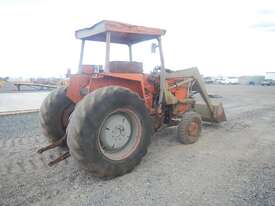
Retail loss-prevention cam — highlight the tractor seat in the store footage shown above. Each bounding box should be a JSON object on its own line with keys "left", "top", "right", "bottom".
{"left": 109, "top": 61, "right": 143, "bottom": 73}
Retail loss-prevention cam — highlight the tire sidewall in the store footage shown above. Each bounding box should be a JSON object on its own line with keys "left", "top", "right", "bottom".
{"left": 178, "top": 111, "right": 202, "bottom": 144}
{"left": 40, "top": 87, "right": 73, "bottom": 142}
{"left": 67, "top": 86, "right": 153, "bottom": 176}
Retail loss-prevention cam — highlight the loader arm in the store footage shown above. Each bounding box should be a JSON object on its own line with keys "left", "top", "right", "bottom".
{"left": 165, "top": 67, "right": 226, "bottom": 122}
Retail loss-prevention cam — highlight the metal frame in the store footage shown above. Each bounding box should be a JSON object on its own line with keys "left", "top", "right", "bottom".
{"left": 78, "top": 32, "right": 113, "bottom": 72}
{"left": 75, "top": 20, "right": 166, "bottom": 44}
{"left": 105, "top": 32, "right": 111, "bottom": 72}
{"left": 157, "top": 37, "right": 166, "bottom": 108}
{"left": 128, "top": 44, "right": 133, "bottom": 62}
{"left": 78, "top": 33, "right": 167, "bottom": 113}
{"left": 78, "top": 40, "right": 85, "bottom": 72}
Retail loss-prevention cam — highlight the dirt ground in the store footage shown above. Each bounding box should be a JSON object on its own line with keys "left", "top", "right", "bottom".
{"left": 0, "top": 85, "right": 275, "bottom": 206}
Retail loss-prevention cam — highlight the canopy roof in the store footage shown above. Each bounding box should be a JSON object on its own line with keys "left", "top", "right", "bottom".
{"left": 75, "top": 20, "right": 166, "bottom": 44}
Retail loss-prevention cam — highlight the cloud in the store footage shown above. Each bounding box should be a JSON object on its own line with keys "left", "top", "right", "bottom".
{"left": 256, "top": 22, "right": 275, "bottom": 27}
{"left": 253, "top": 22, "right": 275, "bottom": 28}
{"left": 252, "top": 9, "right": 275, "bottom": 32}
{"left": 1, "top": 0, "right": 275, "bottom": 77}
{"left": 258, "top": 10, "right": 275, "bottom": 15}
{"left": 252, "top": 22, "right": 275, "bottom": 32}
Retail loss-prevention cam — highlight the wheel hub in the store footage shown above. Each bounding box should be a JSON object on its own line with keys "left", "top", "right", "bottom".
{"left": 98, "top": 108, "right": 142, "bottom": 161}
{"left": 188, "top": 121, "right": 199, "bottom": 137}
{"left": 100, "top": 113, "right": 132, "bottom": 151}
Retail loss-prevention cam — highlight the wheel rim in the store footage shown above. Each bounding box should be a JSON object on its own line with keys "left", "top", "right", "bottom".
{"left": 98, "top": 108, "right": 142, "bottom": 161}
{"left": 187, "top": 120, "right": 200, "bottom": 137}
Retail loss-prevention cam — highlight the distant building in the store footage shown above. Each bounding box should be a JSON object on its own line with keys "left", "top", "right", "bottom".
{"left": 265, "top": 72, "right": 275, "bottom": 81}
{"left": 239, "top": 76, "right": 265, "bottom": 85}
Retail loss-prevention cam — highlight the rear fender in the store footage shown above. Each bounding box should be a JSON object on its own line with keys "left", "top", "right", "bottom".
{"left": 66, "top": 73, "right": 153, "bottom": 112}
{"left": 66, "top": 74, "right": 90, "bottom": 103}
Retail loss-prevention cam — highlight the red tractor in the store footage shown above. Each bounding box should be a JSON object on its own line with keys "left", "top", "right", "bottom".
{"left": 38, "top": 20, "right": 226, "bottom": 178}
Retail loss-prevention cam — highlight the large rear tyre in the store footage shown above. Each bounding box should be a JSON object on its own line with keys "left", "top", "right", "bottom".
{"left": 40, "top": 87, "right": 73, "bottom": 142}
{"left": 67, "top": 86, "right": 153, "bottom": 178}
{"left": 177, "top": 111, "right": 202, "bottom": 144}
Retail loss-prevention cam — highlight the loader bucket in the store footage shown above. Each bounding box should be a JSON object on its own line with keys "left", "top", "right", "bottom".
{"left": 165, "top": 67, "right": 226, "bottom": 123}
{"left": 194, "top": 103, "right": 226, "bottom": 123}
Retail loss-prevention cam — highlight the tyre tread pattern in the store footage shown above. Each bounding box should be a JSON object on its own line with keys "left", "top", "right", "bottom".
{"left": 67, "top": 86, "right": 153, "bottom": 178}
{"left": 40, "top": 87, "right": 72, "bottom": 142}
{"left": 177, "top": 111, "right": 202, "bottom": 144}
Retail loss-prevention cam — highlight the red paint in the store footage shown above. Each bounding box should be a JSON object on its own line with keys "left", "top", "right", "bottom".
{"left": 66, "top": 72, "right": 189, "bottom": 115}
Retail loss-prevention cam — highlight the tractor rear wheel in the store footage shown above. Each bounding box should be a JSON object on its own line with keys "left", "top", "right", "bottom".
{"left": 177, "top": 111, "right": 202, "bottom": 144}
{"left": 40, "top": 87, "right": 74, "bottom": 143}
{"left": 67, "top": 86, "right": 153, "bottom": 178}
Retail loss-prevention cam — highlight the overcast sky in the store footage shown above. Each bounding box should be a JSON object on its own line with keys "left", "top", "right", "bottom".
{"left": 0, "top": 0, "right": 275, "bottom": 78}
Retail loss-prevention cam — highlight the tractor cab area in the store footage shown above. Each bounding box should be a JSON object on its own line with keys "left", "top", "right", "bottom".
{"left": 75, "top": 20, "right": 166, "bottom": 74}
{"left": 67, "top": 20, "right": 167, "bottom": 111}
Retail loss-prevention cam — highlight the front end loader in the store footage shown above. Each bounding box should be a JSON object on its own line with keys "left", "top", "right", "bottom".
{"left": 38, "top": 20, "right": 226, "bottom": 178}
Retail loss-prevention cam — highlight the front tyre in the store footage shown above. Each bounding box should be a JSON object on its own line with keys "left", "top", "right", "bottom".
{"left": 177, "top": 111, "right": 202, "bottom": 144}
{"left": 40, "top": 87, "right": 73, "bottom": 142}
{"left": 67, "top": 86, "right": 153, "bottom": 178}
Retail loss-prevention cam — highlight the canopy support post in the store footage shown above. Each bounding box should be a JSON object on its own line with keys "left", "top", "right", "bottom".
{"left": 78, "top": 40, "right": 85, "bottom": 73}
{"left": 105, "top": 32, "right": 111, "bottom": 72}
{"left": 128, "top": 44, "right": 133, "bottom": 62}
{"left": 157, "top": 37, "right": 166, "bottom": 108}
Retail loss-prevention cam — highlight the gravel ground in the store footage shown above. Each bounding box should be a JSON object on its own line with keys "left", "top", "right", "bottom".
{"left": 0, "top": 85, "right": 275, "bottom": 206}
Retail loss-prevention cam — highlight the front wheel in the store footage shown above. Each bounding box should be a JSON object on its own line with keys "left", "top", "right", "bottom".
{"left": 177, "top": 111, "right": 202, "bottom": 144}
{"left": 67, "top": 86, "right": 153, "bottom": 178}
